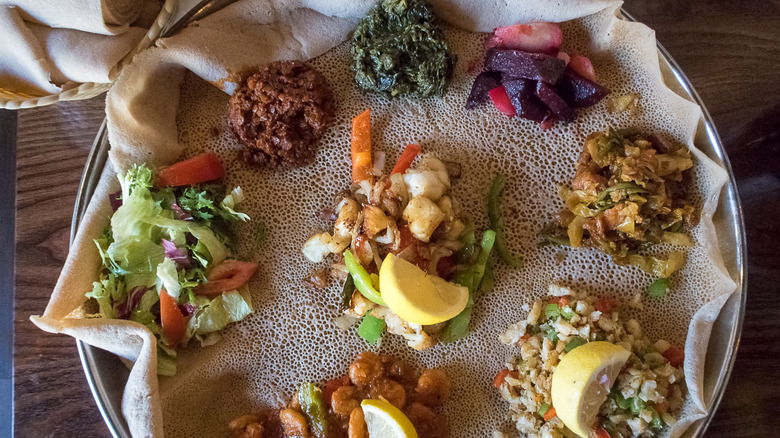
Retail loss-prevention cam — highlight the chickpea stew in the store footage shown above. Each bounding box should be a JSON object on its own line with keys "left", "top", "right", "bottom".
{"left": 229, "top": 351, "right": 451, "bottom": 438}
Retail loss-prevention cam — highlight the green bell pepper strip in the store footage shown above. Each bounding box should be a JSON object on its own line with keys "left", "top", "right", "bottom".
{"left": 343, "top": 249, "right": 387, "bottom": 306}
{"left": 479, "top": 263, "right": 495, "bottom": 295}
{"left": 456, "top": 227, "right": 477, "bottom": 265}
{"left": 441, "top": 230, "right": 497, "bottom": 343}
{"left": 298, "top": 382, "right": 328, "bottom": 438}
{"left": 471, "top": 230, "right": 496, "bottom": 290}
{"left": 358, "top": 310, "right": 386, "bottom": 344}
{"left": 487, "top": 174, "right": 523, "bottom": 269}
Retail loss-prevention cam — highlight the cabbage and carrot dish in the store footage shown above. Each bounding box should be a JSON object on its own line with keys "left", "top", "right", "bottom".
{"left": 548, "top": 128, "right": 696, "bottom": 286}
{"left": 85, "top": 153, "right": 257, "bottom": 375}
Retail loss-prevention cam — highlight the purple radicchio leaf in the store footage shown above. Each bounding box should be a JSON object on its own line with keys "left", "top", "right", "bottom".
{"left": 161, "top": 238, "right": 192, "bottom": 269}
{"left": 109, "top": 191, "right": 122, "bottom": 212}
{"left": 181, "top": 302, "right": 198, "bottom": 317}
{"left": 114, "top": 286, "right": 148, "bottom": 319}
{"left": 171, "top": 203, "right": 193, "bottom": 221}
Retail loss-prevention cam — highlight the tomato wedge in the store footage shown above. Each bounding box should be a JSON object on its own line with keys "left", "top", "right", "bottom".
{"left": 594, "top": 425, "right": 611, "bottom": 438}
{"left": 493, "top": 369, "right": 519, "bottom": 388}
{"left": 193, "top": 260, "right": 258, "bottom": 296}
{"left": 594, "top": 297, "right": 617, "bottom": 313}
{"left": 156, "top": 152, "right": 225, "bottom": 187}
{"left": 159, "top": 290, "right": 186, "bottom": 348}
{"left": 662, "top": 346, "right": 685, "bottom": 367}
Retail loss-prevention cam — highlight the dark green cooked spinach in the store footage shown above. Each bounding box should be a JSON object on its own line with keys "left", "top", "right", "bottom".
{"left": 350, "top": 0, "right": 456, "bottom": 98}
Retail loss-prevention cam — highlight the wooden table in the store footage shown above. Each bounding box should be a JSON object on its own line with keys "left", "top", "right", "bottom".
{"left": 11, "top": 1, "right": 780, "bottom": 436}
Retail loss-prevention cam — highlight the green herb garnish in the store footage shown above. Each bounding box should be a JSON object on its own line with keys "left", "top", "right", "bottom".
{"left": 647, "top": 277, "right": 670, "bottom": 297}
{"left": 564, "top": 337, "right": 587, "bottom": 353}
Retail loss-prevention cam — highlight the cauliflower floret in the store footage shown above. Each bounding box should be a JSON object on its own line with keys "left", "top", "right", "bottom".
{"left": 302, "top": 232, "right": 348, "bottom": 262}
{"left": 403, "top": 155, "right": 450, "bottom": 202}
{"left": 381, "top": 173, "right": 409, "bottom": 217}
{"left": 402, "top": 195, "right": 445, "bottom": 242}
{"left": 403, "top": 331, "right": 437, "bottom": 350}
{"left": 434, "top": 196, "right": 466, "bottom": 241}
{"left": 345, "top": 291, "right": 376, "bottom": 318}
{"left": 382, "top": 309, "right": 436, "bottom": 350}
{"left": 363, "top": 205, "right": 391, "bottom": 238}
{"left": 374, "top": 220, "right": 399, "bottom": 247}
{"left": 302, "top": 232, "right": 329, "bottom": 262}
{"left": 334, "top": 198, "right": 359, "bottom": 241}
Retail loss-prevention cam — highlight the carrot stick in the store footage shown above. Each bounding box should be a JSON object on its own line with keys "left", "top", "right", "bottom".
{"left": 351, "top": 109, "right": 373, "bottom": 184}
{"left": 391, "top": 144, "right": 422, "bottom": 175}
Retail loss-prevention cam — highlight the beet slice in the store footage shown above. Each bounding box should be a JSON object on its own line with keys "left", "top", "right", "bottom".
{"left": 503, "top": 78, "right": 548, "bottom": 123}
{"left": 556, "top": 67, "right": 611, "bottom": 107}
{"left": 488, "top": 85, "right": 516, "bottom": 117}
{"left": 484, "top": 48, "right": 566, "bottom": 84}
{"left": 536, "top": 82, "right": 575, "bottom": 122}
{"left": 466, "top": 71, "right": 502, "bottom": 109}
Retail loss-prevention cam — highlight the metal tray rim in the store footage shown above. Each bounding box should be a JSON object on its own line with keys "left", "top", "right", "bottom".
{"left": 70, "top": 9, "right": 748, "bottom": 438}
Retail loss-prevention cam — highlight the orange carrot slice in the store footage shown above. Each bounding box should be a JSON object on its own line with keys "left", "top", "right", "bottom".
{"left": 351, "top": 109, "right": 373, "bottom": 184}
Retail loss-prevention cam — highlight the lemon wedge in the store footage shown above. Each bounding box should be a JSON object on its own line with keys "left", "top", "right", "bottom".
{"left": 361, "top": 398, "right": 418, "bottom": 438}
{"left": 551, "top": 341, "right": 631, "bottom": 437}
{"left": 379, "top": 253, "right": 468, "bottom": 325}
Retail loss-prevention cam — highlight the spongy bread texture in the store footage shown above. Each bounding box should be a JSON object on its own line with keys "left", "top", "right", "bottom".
{"left": 164, "top": 15, "right": 732, "bottom": 438}
{"left": 31, "top": 2, "right": 737, "bottom": 438}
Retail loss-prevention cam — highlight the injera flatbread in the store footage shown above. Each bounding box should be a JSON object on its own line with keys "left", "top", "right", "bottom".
{"left": 31, "top": 1, "right": 738, "bottom": 437}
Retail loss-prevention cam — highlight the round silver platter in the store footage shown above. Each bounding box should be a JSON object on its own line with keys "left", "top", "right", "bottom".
{"left": 70, "top": 9, "right": 747, "bottom": 438}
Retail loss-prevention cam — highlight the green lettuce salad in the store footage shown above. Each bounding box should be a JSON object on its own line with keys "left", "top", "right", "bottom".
{"left": 86, "top": 157, "right": 257, "bottom": 376}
